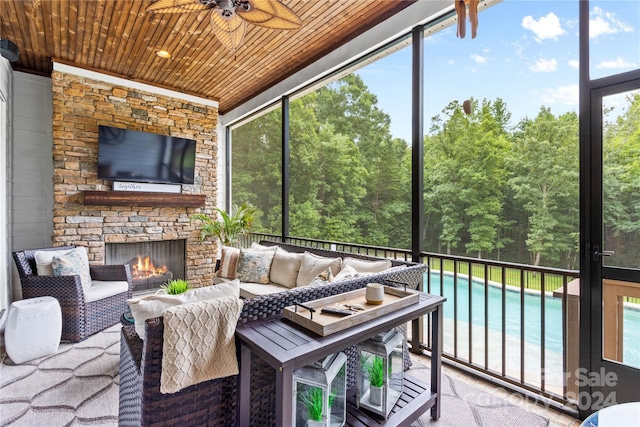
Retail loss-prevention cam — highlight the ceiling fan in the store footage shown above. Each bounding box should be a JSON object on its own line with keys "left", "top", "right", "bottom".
{"left": 146, "top": 0, "right": 302, "bottom": 52}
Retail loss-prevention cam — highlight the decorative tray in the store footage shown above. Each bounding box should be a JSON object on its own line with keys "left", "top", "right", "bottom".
{"left": 283, "top": 286, "right": 420, "bottom": 336}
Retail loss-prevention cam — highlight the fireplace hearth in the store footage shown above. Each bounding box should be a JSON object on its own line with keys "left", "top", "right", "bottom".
{"left": 106, "top": 240, "right": 185, "bottom": 293}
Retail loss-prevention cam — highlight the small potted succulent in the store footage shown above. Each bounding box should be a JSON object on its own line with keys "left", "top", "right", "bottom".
{"left": 158, "top": 279, "right": 190, "bottom": 295}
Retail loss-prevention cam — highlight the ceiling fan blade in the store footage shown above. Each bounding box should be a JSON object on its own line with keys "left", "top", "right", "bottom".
{"left": 238, "top": 0, "right": 302, "bottom": 30}
{"left": 146, "top": 0, "right": 211, "bottom": 13}
{"left": 210, "top": 11, "right": 247, "bottom": 52}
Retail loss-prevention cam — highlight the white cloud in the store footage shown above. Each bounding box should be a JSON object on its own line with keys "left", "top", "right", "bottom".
{"left": 568, "top": 60, "right": 579, "bottom": 69}
{"left": 446, "top": 59, "right": 454, "bottom": 65}
{"left": 530, "top": 58, "right": 558, "bottom": 72}
{"left": 522, "top": 12, "right": 566, "bottom": 42}
{"left": 590, "top": 6, "right": 634, "bottom": 39}
{"left": 470, "top": 53, "right": 487, "bottom": 64}
{"left": 597, "top": 57, "right": 638, "bottom": 69}
{"left": 541, "top": 84, "right": 579, "bottom": 106}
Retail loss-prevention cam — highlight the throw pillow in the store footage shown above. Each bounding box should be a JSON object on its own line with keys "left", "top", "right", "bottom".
{"left": 250, "top": 242, "right": 279, "bottom": 251}
{"left": 342, "top": 256, "right": 392, "bottom": 274}
{"left": 296, "top": 252, "right": 342, "bottom": 287}
{"left": 235, "top": 248, "right": 276, "bottom": 284}
{"left": 34, "top": 248, "right": 76, "bottom": 276}
{"left": 51, "top": 247, "right": 92, "bottom": 290}
{"left": 270, "top": 249, "right": 303, "bottom": 289}
{"left": 333, "top": 264, "right": 358, "bottom": 282}
{"left": 217, "top": 246, "right": 240, "bottom": 279}
{"left": 127, "top": 280, "right": 240, "bottom": 338}
{"left": 307, "top": 267, "right": 334, "bottom": 287}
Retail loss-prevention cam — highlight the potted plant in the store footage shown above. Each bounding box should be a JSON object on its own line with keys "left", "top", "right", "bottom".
{"left": 158, "top": 279, "right": 190, "bottom": 295}
{"left": 364, "top": 355, "right": 385, "bottom": 406}
{"left": 191, "top": 201, "right": 257, "bottom": 245}
{"left": 299, "top": 386, "right": 324, "bottom": 427}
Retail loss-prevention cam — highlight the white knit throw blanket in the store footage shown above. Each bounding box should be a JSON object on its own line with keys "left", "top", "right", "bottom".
{"left": 160, "top": 296, "right": 243, "bottom": 394}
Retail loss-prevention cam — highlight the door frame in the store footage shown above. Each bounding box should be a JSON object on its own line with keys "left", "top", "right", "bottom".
{"left": 579, "top": 69, "right": 640, "bottom": 419}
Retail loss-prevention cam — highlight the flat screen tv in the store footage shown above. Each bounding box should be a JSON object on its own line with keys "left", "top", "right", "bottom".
{"left": 98, "top": 125, "right": 196, "bottom": 185}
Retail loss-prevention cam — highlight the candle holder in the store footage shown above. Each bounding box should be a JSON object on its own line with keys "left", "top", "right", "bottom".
{"left": 356, "top": 329, "right": 405, "bottom": 419}
{"left": 293, "top": 352, "right": 347, "bottom": 427}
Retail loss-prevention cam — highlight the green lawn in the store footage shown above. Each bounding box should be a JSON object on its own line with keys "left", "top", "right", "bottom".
{"left": 427, "top": 258, "right": 576, "bottom": 293}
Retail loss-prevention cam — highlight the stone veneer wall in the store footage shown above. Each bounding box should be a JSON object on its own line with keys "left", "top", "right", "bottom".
{"left": 50, "top": 70, "right": 218, "bottom": 288}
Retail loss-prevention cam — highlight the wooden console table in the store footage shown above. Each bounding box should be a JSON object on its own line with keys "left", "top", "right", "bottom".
{"left": 235, "top": 290, "right": 445, "bottom": 426}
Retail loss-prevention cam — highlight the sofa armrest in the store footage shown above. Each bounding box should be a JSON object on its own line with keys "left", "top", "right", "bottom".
{"left": 21, "top": 274, "right": 86, "bottom": 307}
{"left": 119, "top": 324, "right": 144, "bottom": 426}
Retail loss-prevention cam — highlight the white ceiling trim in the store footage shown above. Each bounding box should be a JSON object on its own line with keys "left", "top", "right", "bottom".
{"left": 53, "top": 62, "right": 219, "bottom": 108}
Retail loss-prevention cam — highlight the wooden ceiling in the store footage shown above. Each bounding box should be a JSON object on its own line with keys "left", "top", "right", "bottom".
{"left": 0, "top": 0, "right": 415, "bottom": 113}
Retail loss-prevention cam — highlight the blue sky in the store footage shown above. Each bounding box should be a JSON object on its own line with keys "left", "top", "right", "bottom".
{"left": 356, "top": 0, "right": 639, "bottom": 143}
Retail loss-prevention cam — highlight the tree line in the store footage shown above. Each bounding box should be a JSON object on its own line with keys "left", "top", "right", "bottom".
{"left": 231, "top": 75, "right": 640, "bottom": 270}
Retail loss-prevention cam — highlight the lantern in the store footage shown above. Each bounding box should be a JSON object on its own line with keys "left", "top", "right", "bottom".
{"left": 357, "top": 329, "right": 405, "bottom": 419}
{"left": 293, "top": 352, "right": 347, "bottom": 427}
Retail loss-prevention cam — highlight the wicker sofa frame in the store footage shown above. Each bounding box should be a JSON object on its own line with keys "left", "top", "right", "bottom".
{"left": 118, "top": 240, "right": 428, "bottom": 426}
{"left": 12, "top": 246, "right": 134, "bottom": 343}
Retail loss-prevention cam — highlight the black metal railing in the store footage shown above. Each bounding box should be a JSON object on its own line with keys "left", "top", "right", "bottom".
{"left": 243, "top": 232, "right": 579, "bottom": 413}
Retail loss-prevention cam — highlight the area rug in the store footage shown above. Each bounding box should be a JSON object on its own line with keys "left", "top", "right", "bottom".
{"left": 1, "top": 325, "right": 550, "bottom": 427}
{"left": 0, "top": 325, "right": 120, "bottom": 426}
{"left": 407, "top": 359, "right": 550, "bottom": 427}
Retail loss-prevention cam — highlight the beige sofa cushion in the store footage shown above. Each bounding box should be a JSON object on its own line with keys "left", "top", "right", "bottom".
{"left": 250, "top": 242, "right": 279, "bottom": 251}
{"left": 239, "top": 282, "right": 289, "bottom": 299}
{"left": 270, "top": 249, "right": 303, "bottom": 289}
{"left": 342, "top": 256, "right": 392, "bottom": 274}
{"left": 34, "top": 248, "right": 75, "bottom": 276}
{"left": 296, "top": 252, "right": 342, "bottom": 287}
{"left": 127, "top": 281, "right": 240, "bottom": 338}
{"left": 84, "top": 280, "right": 129, "bottom": 303}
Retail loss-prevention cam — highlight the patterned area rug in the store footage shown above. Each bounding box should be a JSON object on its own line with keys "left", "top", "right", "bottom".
{"left": 0, "top": 325, "right": 550, "bottom": 427}
{"left": 1, "top": 325, "right": 120, "bottom": 426}
{"left": 408, "top": 359, "right": 550, "bottom": 427}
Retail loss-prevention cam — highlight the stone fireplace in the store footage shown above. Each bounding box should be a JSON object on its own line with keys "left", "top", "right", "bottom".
{"left": 106, "top": 240, "right": 186, "bottom": 293}
{"left": 49, "top": 65, "right": 219, "bottom": 288}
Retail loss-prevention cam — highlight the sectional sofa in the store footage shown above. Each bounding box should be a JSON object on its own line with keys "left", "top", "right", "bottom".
{"left": 118, "top": 240, "right": 428, "bottom": 426}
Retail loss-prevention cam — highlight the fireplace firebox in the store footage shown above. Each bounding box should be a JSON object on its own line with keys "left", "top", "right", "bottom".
{"left": 106, "top": 240, "right": 186, "bottom": 293}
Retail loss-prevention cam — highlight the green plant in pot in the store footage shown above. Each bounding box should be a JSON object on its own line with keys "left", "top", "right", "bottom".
{"left": 299, "top": 386, "right": 324, "bottom": 426}
{"left": 191, "top": 202, "right": 257, "bottom": 246}
{"left": 364, "top": 355, "right": 385, "bottom": 406}
{"left": 159, "top": 279, "right": 190, "bottom": 295}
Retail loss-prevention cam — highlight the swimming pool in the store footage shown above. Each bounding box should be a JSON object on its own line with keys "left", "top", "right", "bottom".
{"left": 426, "top": 272, "right": 640, "bottom": 368}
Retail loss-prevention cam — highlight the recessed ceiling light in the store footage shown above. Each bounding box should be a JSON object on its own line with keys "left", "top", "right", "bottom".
{"left": 156, "top": 50, "right": 171, "bottom": 59}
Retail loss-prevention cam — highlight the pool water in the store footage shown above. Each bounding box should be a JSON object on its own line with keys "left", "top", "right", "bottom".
{"left": 427, "top": 272, "right": 640, "bottom": 368}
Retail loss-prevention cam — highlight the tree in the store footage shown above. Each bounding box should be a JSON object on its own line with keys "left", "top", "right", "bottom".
{"left": 507, "top": 108, "right": 579, "bottom": 267}
{"left": 602, "top": 93, "right": 640, "bottom": 268}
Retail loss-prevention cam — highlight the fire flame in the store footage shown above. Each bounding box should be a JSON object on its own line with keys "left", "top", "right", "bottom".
{"left": 132, "top": 255, "right": 168, "bottom": 280}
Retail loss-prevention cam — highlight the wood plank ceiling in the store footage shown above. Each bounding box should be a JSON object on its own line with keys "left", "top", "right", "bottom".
{"left": 0, "top": 0, "right": 415, "bottom": 113}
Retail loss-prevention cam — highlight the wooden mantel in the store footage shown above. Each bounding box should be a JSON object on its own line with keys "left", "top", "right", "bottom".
{"left": 83, "top": 191, "right": 206, "bottom": 208}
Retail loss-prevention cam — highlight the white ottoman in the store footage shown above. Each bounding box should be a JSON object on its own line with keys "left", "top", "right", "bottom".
{"left": 5, "top": 296, "right": 62, "bottom": 364}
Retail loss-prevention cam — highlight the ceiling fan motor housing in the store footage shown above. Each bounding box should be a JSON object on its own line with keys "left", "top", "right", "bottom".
{"left": 1, "top": 39, "right": 19, "bottom": 62}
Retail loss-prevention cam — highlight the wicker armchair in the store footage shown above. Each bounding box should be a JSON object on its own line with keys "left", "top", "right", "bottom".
{"left": 118, "top": 242, "right": 428, "bottom": 426}
{"left": 12, "top": 246, "right": 134, "bottom": 343}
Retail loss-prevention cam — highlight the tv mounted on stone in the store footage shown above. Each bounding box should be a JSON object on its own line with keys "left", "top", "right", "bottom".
{"left": 97, "top": 125, "right": 196, "bottom": 185}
